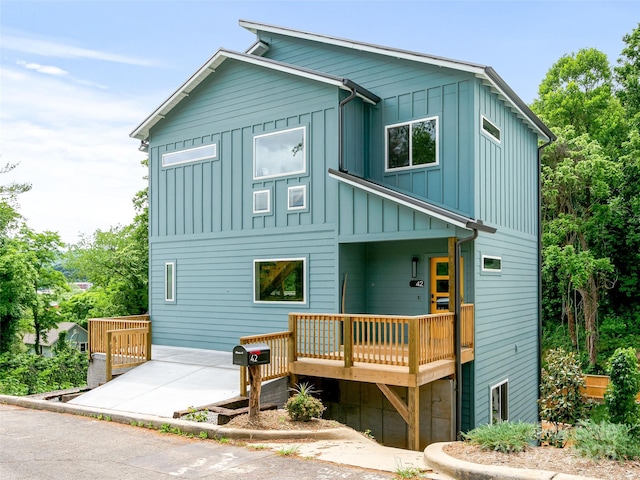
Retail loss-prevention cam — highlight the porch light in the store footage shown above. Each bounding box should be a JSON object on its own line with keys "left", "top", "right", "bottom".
{"left": 138, "top": 140, "right": 149, "bottom": 153}
{"left": 412, "top": 257, "right": 419, "bottom": 278}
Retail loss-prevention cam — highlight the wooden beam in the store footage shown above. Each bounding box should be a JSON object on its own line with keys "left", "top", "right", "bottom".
{"left": 448, "top": 237, "right": 456, "bottom": 312}
{"left": 376, "top": 383, "right": 409, "bottom": 424}
{"left": 408, "top": 386, "right": 420, "bottom": 450}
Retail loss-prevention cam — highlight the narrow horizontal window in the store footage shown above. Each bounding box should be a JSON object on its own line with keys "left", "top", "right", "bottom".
{"left": 287, "top": 185, "right": 306, "bottom": 210}
{"left": 482, "top": 255, "right": 502, "bottom": 272}
{"left": 254, "top": 258, "right": 306, "bottom": 304}
{"left": 165, "top": 262, "right": 175, "bottom": 302}
{"left": 386, "top": 117, "right": 438, "bottom": 171}
{"left": 162, "top": 144, "right": 217, "bottom": 167}
{"left": 482, "top": 116, "right": 501, "bottom": 143}
{"left": 254, "top": 126, "right": 306, "bottom": 179}
{"left": 253, "top": 190, "right": 271, "bottom": 214}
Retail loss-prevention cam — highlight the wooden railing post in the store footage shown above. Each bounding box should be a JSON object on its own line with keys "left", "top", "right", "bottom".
{"left": 409, "top": 319, "right": 419, "bottom": 374}
{"left": 288, "top": 314, "right": 298, "bottom": 386}
{"left": 146, "top": 321, "right": 152, "bottom": 361}
{"left": 343, "top": 316, "right": 353, "bottom": 368}
{"left": 106, "top": 331, "right": 113, "bottom": 382}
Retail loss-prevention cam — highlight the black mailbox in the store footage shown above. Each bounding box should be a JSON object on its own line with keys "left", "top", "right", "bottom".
{"left": 233, "top": 343, "right": 271, "bottom": 366}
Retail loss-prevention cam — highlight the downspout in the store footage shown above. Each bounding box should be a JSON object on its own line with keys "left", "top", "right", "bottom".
{"left": 536, "top": 138, "right": 553, "bottom": 423}
{"left": 455, "top": 228, "right": 478, "bottom": 439}
{"left": 338, "top": 85, "right": 357, "bottom": 173}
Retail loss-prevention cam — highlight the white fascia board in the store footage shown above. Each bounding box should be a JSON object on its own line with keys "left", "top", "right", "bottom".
{"left": 328, "top": 170, "right": 470, "bottom": 231}
{"left": 130, "top": 49, "right": 376, "bottom": 141}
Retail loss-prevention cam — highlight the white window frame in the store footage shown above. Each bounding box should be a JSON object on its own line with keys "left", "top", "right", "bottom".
{"left": 385, "top": 116, "right": 439, "bottom": 172}
{"left": 481, "top": 255, "right": 502, "bottom": 273}
{"left": 253, "top": 189, "right": 271, "bottom": 214}
{"left": 165, "top": 261, "right": 176, "bottom": 302}
{"left": 162, "top": 144, "right": 217, "bottom": 167}
{"left": 490, "top": 379, "right": 509, "bottom": 424}
{"left": 481, "top": 115, "right": 501, "bottom": 144}
{"left": 253, "top": 257, "right": 307, "bottom": 305}
{"left": 253, "top": 126, "right": 306, "bottom": 180}
{"left": 287, "top": 185, "right": 307, "bottom": 211}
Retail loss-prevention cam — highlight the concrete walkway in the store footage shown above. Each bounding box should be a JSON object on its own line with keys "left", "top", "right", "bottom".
{"left": 69, "top": 345, "right": 240, "bottom": 417}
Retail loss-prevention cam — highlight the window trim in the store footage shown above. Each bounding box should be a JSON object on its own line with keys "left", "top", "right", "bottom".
{"left": 481, "top": 115, "right": 501, "bottom": 144}
{"left": 165, "top": 261, "right": 176, "bottom": 302}
{"left": 481, "top": 254, "right": 502, "bottom": 273}
{"left": 253, "top": 126, "right": 306, "bottom": 180}
{"left": 490, "top": 379, "right": 509, "bottom": 424}
{"left": 253, "top": 189, "right": 272, "bottom": 215}
{"left": 253, "top": 257, "right": 307, "bottom": 305}
{"left": 162, "top": 143, "right": 217, "bottom": 167}
{"left": 287, "top": 185, "right": 307, "bottom": 211}
{"left": 385, "top": 116, "right": 439, "bottom": 172}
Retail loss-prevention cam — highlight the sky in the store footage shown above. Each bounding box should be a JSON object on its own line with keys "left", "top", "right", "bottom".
{"left": 0, "top": 0, "right": 637, "bottom": 244}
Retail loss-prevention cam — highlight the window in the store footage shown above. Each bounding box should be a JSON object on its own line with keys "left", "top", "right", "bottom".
{"left": 287, "top": 185, "right": 306, "bottom": 210}
{"left": 482, "top": 255, "right": 502, "bottom": 272}
{"left": 162, "top": 144, "right": 217, "bottom": 167}
{"left": 254, "top": 126, "right": 306, "bottom": 179}
{"left": 491, "top": 380, "right": 509, "bottom": 423}
{"left": 254, "top": 258, "right": 305, "bottom": 304}
{"left": 253, "top": 190, "right": 271, "bottom": 214}
{"left": 482, "top": 116, "right": 501, "bottom": 143}
{"left": 165, "top": 262, "right": 175, "bottom": 302}
{"left": 386, "top": 117, "right": 438, "bottom": 170}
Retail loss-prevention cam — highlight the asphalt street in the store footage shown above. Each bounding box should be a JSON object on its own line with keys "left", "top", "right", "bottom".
{"left": 0, "top": 404, "right": 394, "bottom": 480}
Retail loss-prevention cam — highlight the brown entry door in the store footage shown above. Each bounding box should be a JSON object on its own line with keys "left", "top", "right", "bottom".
{"left": 430, "top": 257, "right": 463, "bottom": 312}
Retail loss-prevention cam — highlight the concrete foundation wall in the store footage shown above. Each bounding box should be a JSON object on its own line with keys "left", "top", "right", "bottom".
{"left": 316, "top": 378, "right": 454, "bottom": 450}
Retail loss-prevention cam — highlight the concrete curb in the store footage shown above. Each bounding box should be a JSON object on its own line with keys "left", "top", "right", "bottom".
{"left": 0, "top": 394, "right": 363, "bottom": 442}
{"left": 424, "top": 442, "right": 602, "bottom": 480}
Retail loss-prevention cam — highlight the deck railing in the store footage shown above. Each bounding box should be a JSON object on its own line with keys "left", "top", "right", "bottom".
{"left": 239, "top": 331, "right": 291, "bottom": 396}
{"left": 289, "top": 304, "right": 474, "bottom": 373}
{"left": 88, "top": 315, "right": 151, "bottom": 382}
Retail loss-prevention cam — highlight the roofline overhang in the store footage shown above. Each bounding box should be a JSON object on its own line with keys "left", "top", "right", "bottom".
{"left": 130, "top": 49, "right": 379, "bottom": 141}
{"left": 328, "top": 168, "right": 497, "bottom": 234}
{"left": 240, "top": 19, "right": 555, "bottom": 142}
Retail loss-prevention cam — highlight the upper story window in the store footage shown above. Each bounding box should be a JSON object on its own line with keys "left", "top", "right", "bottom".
{"left": 254, "top": 126, "right": 306, "bottom": 180}
{"left": 481, "top": 116, "right": 501, "bottom": 143}
{"left": 385, "top": 116, "right": 438, "bottom": 171}
{"left": 162, "top": 144, "right": 217, "bottom": 167}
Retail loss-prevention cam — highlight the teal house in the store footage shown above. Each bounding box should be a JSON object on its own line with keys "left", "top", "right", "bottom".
{"left": 131, "top": 20, "right": 554, "bottom": 449}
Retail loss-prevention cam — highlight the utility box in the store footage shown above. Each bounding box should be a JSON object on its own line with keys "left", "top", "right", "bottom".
{"left": 233, "top": 343, "right": 271, "bottom": 366}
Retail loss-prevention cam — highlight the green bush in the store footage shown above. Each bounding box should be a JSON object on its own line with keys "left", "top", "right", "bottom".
{"left": 285, "top": 382, "right": 325, "bottom": 422}
{"left": 571, "top": 420, "right": 640, "bottom": 461}
{"left": 461, "top": 421, "right": 538, "bottom": 453}
{"left": 539, "top": 348, "right": 588, "bottom": 428}
{"left": 604, "top": 347, "right": 640, "bottom": 426}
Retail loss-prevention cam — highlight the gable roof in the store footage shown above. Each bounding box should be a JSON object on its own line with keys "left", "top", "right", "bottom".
{"left": 130, "top": 49, "right": 380, "bottom": 141}
{"left": 23, "top": 322, "right": 87, "bottom": 347}
{"left": 239, "top": 20, "right": 555, "bottom": 142}
{"left": 328, "top": 168, "right": 497, "bottom": 234}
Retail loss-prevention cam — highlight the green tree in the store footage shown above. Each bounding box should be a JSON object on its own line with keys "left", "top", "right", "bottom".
{"left": 604, "top": 347, "right": 640, "bottom": 426}
{"left": 615, "top": 23, "right": 640, "bottom": 123}
{"left": 17, "top": 228, "right": 67, "bottom": 355}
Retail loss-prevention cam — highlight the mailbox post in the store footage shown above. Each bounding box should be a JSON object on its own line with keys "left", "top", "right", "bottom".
{"left": 233, "top": 343, "right": 271, "bottom": 420}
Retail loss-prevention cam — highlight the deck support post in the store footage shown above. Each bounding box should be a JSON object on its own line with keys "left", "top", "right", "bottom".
{"left": 288, "top": 314, "right": 298, "bottom": 387}
{"left": 248, "top": 364, "right": 262, "bottom": 421}
{"left": 408, "top": 386, "right": 420, "bottom": 451}
{"left": 343, "top": 317, "right": 353, "bottom": 368}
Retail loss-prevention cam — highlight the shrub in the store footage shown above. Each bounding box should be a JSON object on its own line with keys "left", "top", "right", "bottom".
{"left": 604, "top": 347, "right": 640, "bottom": 426}
{"left": 571, "top": 420, "right": 640, "bottom": 461}
{"left": 539, "top": 348, "right": 588, "bottom": 430}
{"left": 285, "top": 382, "right": 325, "bottom": 422}
{"left": 461, "top": 421, "right": 537, "bottom": 453}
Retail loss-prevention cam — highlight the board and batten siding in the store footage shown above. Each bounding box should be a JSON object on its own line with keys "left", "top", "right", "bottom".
{"left": 148, "top": 59, "right": 340, "bottom": 239}
{"left": 259, "top": 34, "right": 476, "bottom": 217}
{"left": 150, "top": 227, "right": 338, "bottom": 350}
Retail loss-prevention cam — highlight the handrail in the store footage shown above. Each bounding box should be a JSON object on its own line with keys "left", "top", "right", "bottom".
{"left": 88, "top": 315, "right": 150, "bottom": 355}
{"left": 239, "top": 331, "right": 291, "bottom": 396}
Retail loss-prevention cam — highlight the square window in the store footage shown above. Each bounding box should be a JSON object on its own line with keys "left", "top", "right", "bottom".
{"left": 165, "top": 262, "right": 175, "bottom": 302}
{"left": 386, "top": 117, "right": 438, "bottom": 171}
{"left": 254, "top": 258, "right": 305, "bottom": 304}
{"left": 253, "top": 190, "right": 271, "bottom": 214}
{"left": 288, "top": 185, "right": 306, "bottom": 210}
{"left": 254, "top": 127, "right": 306, "bottom": 179}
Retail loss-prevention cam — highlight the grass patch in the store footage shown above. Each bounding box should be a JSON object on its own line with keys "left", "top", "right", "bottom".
{"left": 276, "top": 445, "right": 299, "bottom": 456}
{"left": 394, "top": 460, "right": 424, "bottom": 479}
{"left": 462, "top": 421, "right": 537, "bottom": 453}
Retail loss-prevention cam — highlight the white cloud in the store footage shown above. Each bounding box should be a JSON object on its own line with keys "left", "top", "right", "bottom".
{"left": 17, "top": 60, "right": 68, "bottom": 77}
{"left": 3, "top": 30, "right": 162, "bottom": 67}
{"left": 0, "top": 66, "right": 150, "bottom": 244}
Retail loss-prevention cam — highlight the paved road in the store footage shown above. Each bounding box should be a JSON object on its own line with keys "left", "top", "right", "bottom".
{"left": 0, "top": 404, "right": 394, "bottom": 480}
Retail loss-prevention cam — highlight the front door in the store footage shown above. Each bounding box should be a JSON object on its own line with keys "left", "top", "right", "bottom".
{"left": 429, "top": 257, "right": 463, "bottom": 312}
